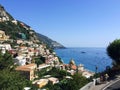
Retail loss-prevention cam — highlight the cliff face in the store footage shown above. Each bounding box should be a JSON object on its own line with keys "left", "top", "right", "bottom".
{"left": 0, "top": 5, "right": 65, "bottom": 49}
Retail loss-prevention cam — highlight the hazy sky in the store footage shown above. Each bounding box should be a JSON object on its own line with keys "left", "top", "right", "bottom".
{"left": 0, "top": 0, "right": 120, "bottom": 47}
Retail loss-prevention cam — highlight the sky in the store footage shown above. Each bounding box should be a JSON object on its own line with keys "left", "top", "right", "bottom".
{"left": 0, "top": 0, "right": 120, "bottom": 47}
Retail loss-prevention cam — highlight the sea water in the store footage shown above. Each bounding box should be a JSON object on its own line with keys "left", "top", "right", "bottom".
{"left": 54, "top": 47, "right": 112, "bottom": 72}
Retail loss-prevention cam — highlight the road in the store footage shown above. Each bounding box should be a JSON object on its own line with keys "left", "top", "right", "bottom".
{"left": 104, "top": 79, "right": 120, "bottom": 90}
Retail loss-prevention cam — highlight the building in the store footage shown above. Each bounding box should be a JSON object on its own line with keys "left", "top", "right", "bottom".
{"left": 16, "top": 40, "right": 23, "bottom": 44}
{"left": 0, "top": 44, "right": 11, "bottom": 54}
{"left": 15, "top": 63, "right": 37, "bottom": 80}
{"left": 77, "top": 64, "right": 94, "bottom": 78}
{"left": 78, "top": 64, "right": 84, "bottom": 71}
{"left": 48, "top": 77, "right": 59, "bottom": 85}
{"left": 14, "top": 56, "right": 26, "bottom": 66}
{"left": 12, "top": 20, "right": 18, "bottom": 25}
{"left": 0, "top": 30, "right": 9, "bottom": 41}
{"left": 82, "top": 70, "right": 94, "bottom": 78}
{"left": 32, "top": 79, "right": 48, "bottom": 88}
{"left": 32, "top": 77, "right": 59, "bottom": 88}
{"left": 38, "top": 64, "right": 51, "bottom": 71}
{"left": 69, "top": 59, "right": 77, "bottom": 70}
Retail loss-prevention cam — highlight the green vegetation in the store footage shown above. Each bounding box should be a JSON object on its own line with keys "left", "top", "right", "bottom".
{"left": 43, "top": 73, "right": 89, "bottom": 90}
{"left": 107, "top": 39, "right": 120, "bottom": 66}
{"left": 0, "top": 51, "right": 31, "bottom": 90}
{"left": 58, "top": 73, "right": 88, "bottom": 90}
{"left": 0, "top": 21, "right": 31, "bottom": 40}
{"left": 37, "top": 68, "right": 49, "bottom": 78}
{"left": 37, "top": 67, "right": 70, "bottom": 80}
{"left": 46, "top": 67, "right": 71, "bottom": 80}
{"left": 34, "top": 56, "right": 45, "bottom": 67}
{"left": 0, "top": 69, "right": 31, "bottom": 90}
{"left": 106, "top": 39, "right": 120, "bottom": 76}
{"left": 0, "top": 20, "right": 64, "bottom": 49}
{"left": 0, "top": 50, "right": 14, "bottom": 70}
{"left": 37, "top": 67, "right": 89, "bottom": 90}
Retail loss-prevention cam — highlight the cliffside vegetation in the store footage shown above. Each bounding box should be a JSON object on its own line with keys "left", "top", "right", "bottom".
{"left": 0, "top": 21, "right": 31, "bottom": 40}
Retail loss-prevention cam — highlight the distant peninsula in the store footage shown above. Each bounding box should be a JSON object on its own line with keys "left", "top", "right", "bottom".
{"left": 36, "top": 33, "right": 65, "bottom": 49}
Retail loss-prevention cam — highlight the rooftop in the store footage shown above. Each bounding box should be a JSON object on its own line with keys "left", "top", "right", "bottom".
{"left": 15, "top": 63, "right": 37, "bottom": 71}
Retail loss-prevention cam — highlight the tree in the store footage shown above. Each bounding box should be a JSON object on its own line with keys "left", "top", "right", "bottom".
{"left": 59, "top": 73, "right": 88, "bottom": 90}
{"left": 107, "top": 39, "right": 120, "bottom": 66}
{"left": 0, "top": 50, "right": 14, "bottom": 70}
{"left": 72, "top": 73, "right": 89, "bottom": 89}
{"left": 45, "top": 67, "right": 71, "bottom": 80}
{"left": 0, "top": 51, "right": 32, "bottom": 90}
{"left": 0, "top": 69, "right": 31, "bottom": 90}
{"left": 34, "top": 55, "right": 46, "bottom": 67}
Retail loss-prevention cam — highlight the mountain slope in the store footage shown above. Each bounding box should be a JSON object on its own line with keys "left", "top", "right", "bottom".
{"left": 36, "top": 33, "right": 65, "bottom": 49}
{"left": 0, "top": 5, "right": 65, "bottom": 48}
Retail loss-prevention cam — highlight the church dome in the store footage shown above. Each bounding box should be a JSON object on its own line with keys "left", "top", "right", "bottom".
{"left": 69, "top": 59, "right": 76, "bottom": 65}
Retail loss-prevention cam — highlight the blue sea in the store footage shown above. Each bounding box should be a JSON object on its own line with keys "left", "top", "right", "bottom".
{"left": 54, "top": 47, "right": 112, "bottom": 72}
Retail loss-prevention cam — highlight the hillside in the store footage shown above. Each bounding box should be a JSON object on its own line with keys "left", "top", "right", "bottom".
{"left": 36, "top": 33, "right": 65, "bottom": 49}
{"left": 0, "top": 4, "right": 65, "bottom": 49}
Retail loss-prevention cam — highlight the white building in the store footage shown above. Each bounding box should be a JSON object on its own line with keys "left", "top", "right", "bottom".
{"left": 14, "top": 56, "right": 26, "bottom": 66}
{"left": 0, "top": 44, "right": 11, "bottom": 54}
{"left": 0, "top": 44, "right": 11, "bottom": 50}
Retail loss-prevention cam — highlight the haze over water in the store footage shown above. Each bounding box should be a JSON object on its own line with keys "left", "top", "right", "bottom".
{"left": 55, "top": 47, "right": 112, "bottom": 72}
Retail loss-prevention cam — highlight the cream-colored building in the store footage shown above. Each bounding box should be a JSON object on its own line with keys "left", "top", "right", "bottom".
{"left": 0, "top": 44, "right": 11, "bottom": 54}
{"left": 0, "top": 30, "right": 9, "bottom": 41}
{"left": 15, "top": 63, "right": 37, "bottom": 80}
{"left": 32, "top": 79, "right": 48, "bottom": 88}
{"left": 48, "top": 77, "right": 59, "bottom": 85}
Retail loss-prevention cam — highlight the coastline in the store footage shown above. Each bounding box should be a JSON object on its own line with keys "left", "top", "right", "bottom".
{"left": 55, "top": 47, "right": 112, "bottom": 72}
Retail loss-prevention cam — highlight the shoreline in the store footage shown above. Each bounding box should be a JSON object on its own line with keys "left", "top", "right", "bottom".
{"left": 55, "top": 47, "right": 112, "bottom": 72}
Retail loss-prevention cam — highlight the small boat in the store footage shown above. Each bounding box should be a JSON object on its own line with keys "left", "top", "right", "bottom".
{"left": 81, "top": 51, "right": 86, "bottom": 53}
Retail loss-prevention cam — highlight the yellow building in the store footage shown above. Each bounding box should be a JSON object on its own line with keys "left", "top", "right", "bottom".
{"left": 0, "top": 30, "right": 9, "bottom": 41}
{"left": 32, "top": 79, "right": 48, "bottom": 88}
{"left": 15, "top": 63, "right": 37, "bottom": 80}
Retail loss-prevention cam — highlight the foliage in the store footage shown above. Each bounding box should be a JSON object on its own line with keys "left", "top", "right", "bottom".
{"left": 0, "top": 51, "right": 32, "bottom": 90}
{"left": 88, "top": 73, "right": 100, "bottom": 82}
{"left": 0, "top": 21, "right": 30, "bottom": 40}
{"left": 0, "top": 69, "right": 31, "bottom": 90}
{"left": 44, "top": 81, "right": 62, "bottom": 90}
{"left": 37, "top": 67, "right": 70, "bottom": 80}
{"left": 72, "top": 73, "right": 89, "bottom": 89}
{"left": 0, "top": 50, "right": 14, "bottom": 70}
{"left": 44, "top": 73, "right": 89, "bottom": 90}
{"left": 34, "top": 56, "right": 45, "bottom": 66}
{"left": 45, "top": 67, "right": 71, "bottom": 80}
{"left": 107, "top": 39, "right": 120, "bottom": 65}
{"left": 37, "top": 68, "right": 48, "bottom": 78}
{"left": 57, "top": 73, "right": 88, "bottom": 90}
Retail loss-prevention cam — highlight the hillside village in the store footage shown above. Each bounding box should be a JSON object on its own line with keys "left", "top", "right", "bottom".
{"left": 0, "top": 4, "right": 94, "bottom": 89}
{"left": 0, "top": 29, "right": 94, "bottom": 88}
